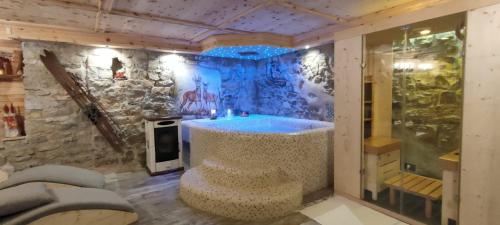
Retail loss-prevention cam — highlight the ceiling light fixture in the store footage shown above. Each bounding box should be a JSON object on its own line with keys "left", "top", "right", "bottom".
{"left": 305, "top": 45, "right": 310, "bottom": 49}
{"left": 420, "top": 29, "right": 431, "bottom": 35}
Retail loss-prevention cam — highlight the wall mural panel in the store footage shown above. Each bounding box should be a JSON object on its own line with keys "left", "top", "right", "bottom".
{"left": 256, "top": 45, "right": 334, "bottom": 121}
{"left": 146, "top": 53, "right": 257, "bottom": 119}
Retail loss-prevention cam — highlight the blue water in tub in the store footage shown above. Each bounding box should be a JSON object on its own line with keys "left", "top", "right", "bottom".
{"left": 183, "top": 114, "right": 332, "bottom": 134}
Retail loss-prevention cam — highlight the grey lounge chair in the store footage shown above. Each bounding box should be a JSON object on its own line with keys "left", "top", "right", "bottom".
{"left": 0, "top": 184, "right": 138, "bottom": 225}
{"left": 0, "top": 165, "right": 105, "bottom": 189}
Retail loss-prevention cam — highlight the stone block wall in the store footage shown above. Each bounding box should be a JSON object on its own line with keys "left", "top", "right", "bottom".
{"left": 391, "top": 32, "right": 463, "bottom": 178}
{"left": 0, "top": 41, "right": 334, "bottom": 172}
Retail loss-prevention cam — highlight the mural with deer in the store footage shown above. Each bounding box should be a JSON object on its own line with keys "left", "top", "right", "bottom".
{"left": 202, "top": 82, "right": 218, "bottom": 110}
{"left": 180, "top": 74, "right": 202, "bottom": 111}
{"left": 179, "top": 71, "right": 221, "bottom": 116}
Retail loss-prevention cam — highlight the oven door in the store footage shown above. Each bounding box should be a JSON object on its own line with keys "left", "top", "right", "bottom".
{"left": 153, "top": 125, "right": 179, "bottom": 163}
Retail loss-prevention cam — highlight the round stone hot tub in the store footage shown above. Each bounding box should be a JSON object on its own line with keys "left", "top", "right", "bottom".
{"left": 180, "top": 115, "right": 334, "bottom": 220}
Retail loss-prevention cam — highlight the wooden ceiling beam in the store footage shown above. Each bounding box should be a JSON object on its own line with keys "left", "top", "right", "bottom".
{"left": 5, "top": 0, "right": 494, "bottom": 56}
{"left": 34, "top": 0, "right": 249, "bottom": 34}
{"left": 102, "top": 0, "right": 114, "bottom": 12}
{"left": 94, "top": 0, "right": 102, "bottom": 32}
{"left": 0, "top": 20, "right": 202, "bottom": 53}
{"left": 190, "top": 0, "right": 275, "bottom": 43}
{"left": 94, "top": 0, "right": 114, "bottom": 32}
{"left": 344, "top": 0, "right": 451, "bottom": 27}
{"left": 275, "top": 1, "right": 347, "bottom": 24}
{"left": 293, "top": 0, "right": 453, "bottom": 48}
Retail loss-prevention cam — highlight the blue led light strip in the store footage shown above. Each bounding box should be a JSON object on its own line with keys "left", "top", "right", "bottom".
{"left": 201, "top": 45, "right": 295, "bottom": 60}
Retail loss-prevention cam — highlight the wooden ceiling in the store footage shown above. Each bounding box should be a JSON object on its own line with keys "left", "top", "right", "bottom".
{"left": 0, "top": 0, "right": 455, "bottom": 53}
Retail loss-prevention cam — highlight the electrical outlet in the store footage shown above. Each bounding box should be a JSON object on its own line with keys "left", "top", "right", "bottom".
{"left": 404, "top": 162, "right": 416, "bottom": 172}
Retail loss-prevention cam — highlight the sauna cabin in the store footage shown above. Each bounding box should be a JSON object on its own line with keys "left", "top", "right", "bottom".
{"left": 0, "top": 1, "right": 499, "bottom": 225}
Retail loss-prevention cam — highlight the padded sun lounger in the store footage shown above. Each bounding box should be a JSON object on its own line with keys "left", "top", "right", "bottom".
{"left": 0, "top": 165, "right": 105, "bottom": 189}
{"left": 0, "top": 187, "right": 138, "bottom": 225}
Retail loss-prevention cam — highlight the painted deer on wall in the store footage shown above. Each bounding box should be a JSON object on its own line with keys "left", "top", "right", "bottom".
{"left": 180, "top": 74, "right": 202, "bottom": 111}
{"left": 202, "top": 82, "right": 218, "bottom": 109}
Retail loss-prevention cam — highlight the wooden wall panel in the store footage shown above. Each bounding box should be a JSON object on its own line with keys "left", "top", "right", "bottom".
{"left": 0, "top": 82, "right": 24, "bottom": 96}
{"left": 333, "top": 35, "right": 363, "bottom": 198}
{"left": 368, "top": 44, "right": 393, "bottom": 137}
{"left": 460, "top": 4, "right": 500, "bottom": 225}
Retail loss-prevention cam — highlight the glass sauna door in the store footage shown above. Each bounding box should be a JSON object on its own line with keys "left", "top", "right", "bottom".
{"left": 362, "top": 13, "right": 465, "bottom": 225}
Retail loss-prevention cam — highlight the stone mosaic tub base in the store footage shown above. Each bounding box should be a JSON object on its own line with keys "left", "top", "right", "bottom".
{"left": 180, "top": 115, "right": 333, "bottom": 220}
{"left": 180, "top": 158, "right": 303, "bottom": 221}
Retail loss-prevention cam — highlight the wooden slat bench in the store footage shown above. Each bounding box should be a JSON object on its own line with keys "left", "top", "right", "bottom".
{"left": 384, "top": 172, "right": 443, "bottom": 218}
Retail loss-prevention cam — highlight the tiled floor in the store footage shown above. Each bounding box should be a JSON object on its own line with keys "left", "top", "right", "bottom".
{"left": 301, "top": 196, "right": 407, "bottom": 225}
{"left": 105, "top": 170, "right": 323, "bottom": 225}
{"left": 105, "top": 171, "right": 404, "bottom": 225}
{"left": 363, "top": 189, "right": 441, "bottom": 225}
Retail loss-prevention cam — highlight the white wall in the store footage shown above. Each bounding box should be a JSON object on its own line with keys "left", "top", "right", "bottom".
{"left": 460, "top": 4, "right": 500, "bottom": 224}
{"left": 333, "top": 36, "right": 363, "bottom": 198}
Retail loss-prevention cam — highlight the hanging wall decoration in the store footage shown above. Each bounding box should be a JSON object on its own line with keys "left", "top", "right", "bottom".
{"left": 40, "top": 50, "right": 125, "bottom": 152}
{"left": 15, "top": 105, "right": 25, "bottom": 136}
{"left": 111, "top": 57, "right": 127, "bottom": 80}
{"left": 3, "top": 104, "right": 18, "bottom": 138}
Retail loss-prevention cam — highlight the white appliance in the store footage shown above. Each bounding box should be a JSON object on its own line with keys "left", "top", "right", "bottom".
{"left": 144, "top": 116, "right": 182, "bottom": 174}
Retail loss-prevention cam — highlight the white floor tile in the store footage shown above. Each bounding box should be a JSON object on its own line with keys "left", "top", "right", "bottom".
{"left": 300, "top": 195, "right": 404, "bottom": 225}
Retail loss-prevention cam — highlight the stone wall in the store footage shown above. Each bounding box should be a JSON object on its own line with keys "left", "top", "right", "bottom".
{"left": 0, "top": 42, "right": 257, "bottom": 171}
{"left": 255, "top": 45, "right": 334, "bottom": 121}
{"left": 391, "top": 31, "right": 463, "bottom": 178}
{"left": 0, "top": 41, "right": 334, "bottom": 172}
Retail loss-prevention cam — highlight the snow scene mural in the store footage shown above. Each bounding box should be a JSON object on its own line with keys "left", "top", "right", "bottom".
{"left": 256, "top": 45, "right": 334, "bottom": 121}
{"left": 147, "top": 53, "right": 256, "bottom": 118}
{"left": 146, "top": 44, "right": 333, "bottom": 121}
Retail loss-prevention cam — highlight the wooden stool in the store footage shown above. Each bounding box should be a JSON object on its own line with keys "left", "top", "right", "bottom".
{"left": 385, "top": 172, "right": 443, "bottom": 218}
{"left": 363, "top": 137, "right": 401, "bottom": 201}
{"left": 439, "top": 150, "right": 460, "bottom": 225}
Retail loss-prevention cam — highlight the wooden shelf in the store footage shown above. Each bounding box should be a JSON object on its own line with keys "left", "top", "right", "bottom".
{"left": 439, "top": 150, "right": 460, "bottom": 171}
{"left": 364, "top": 137, "right": 401, "bottom": 155}
{"left": 2, "top": 136, "right": 26, "bottom": 142}
{"left": 0, "top": 75, "right": 22, "bottom": 81}
{"left": 364, "top": 75, "right": 373, "bottom": 83}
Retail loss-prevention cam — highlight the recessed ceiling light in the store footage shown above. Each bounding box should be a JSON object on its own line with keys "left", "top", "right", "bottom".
{"left": 420, "top": 29, "right": 431, "bottom": 35}
{"left": 305, "top": 45, "right": 310, "bottom": 49}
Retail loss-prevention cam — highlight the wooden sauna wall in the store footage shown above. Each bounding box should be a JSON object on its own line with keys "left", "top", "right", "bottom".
{"left": 329, "top": 1, "right": 500, "bottom": 223}
{"left": 460, "top": 4, "right": 500, "bottom": 225}
{"left": 367, "top": 44, "right": 393, "bottom": 138}
{"left": 333, "top": 35, "right": 363, "bottom": 198}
